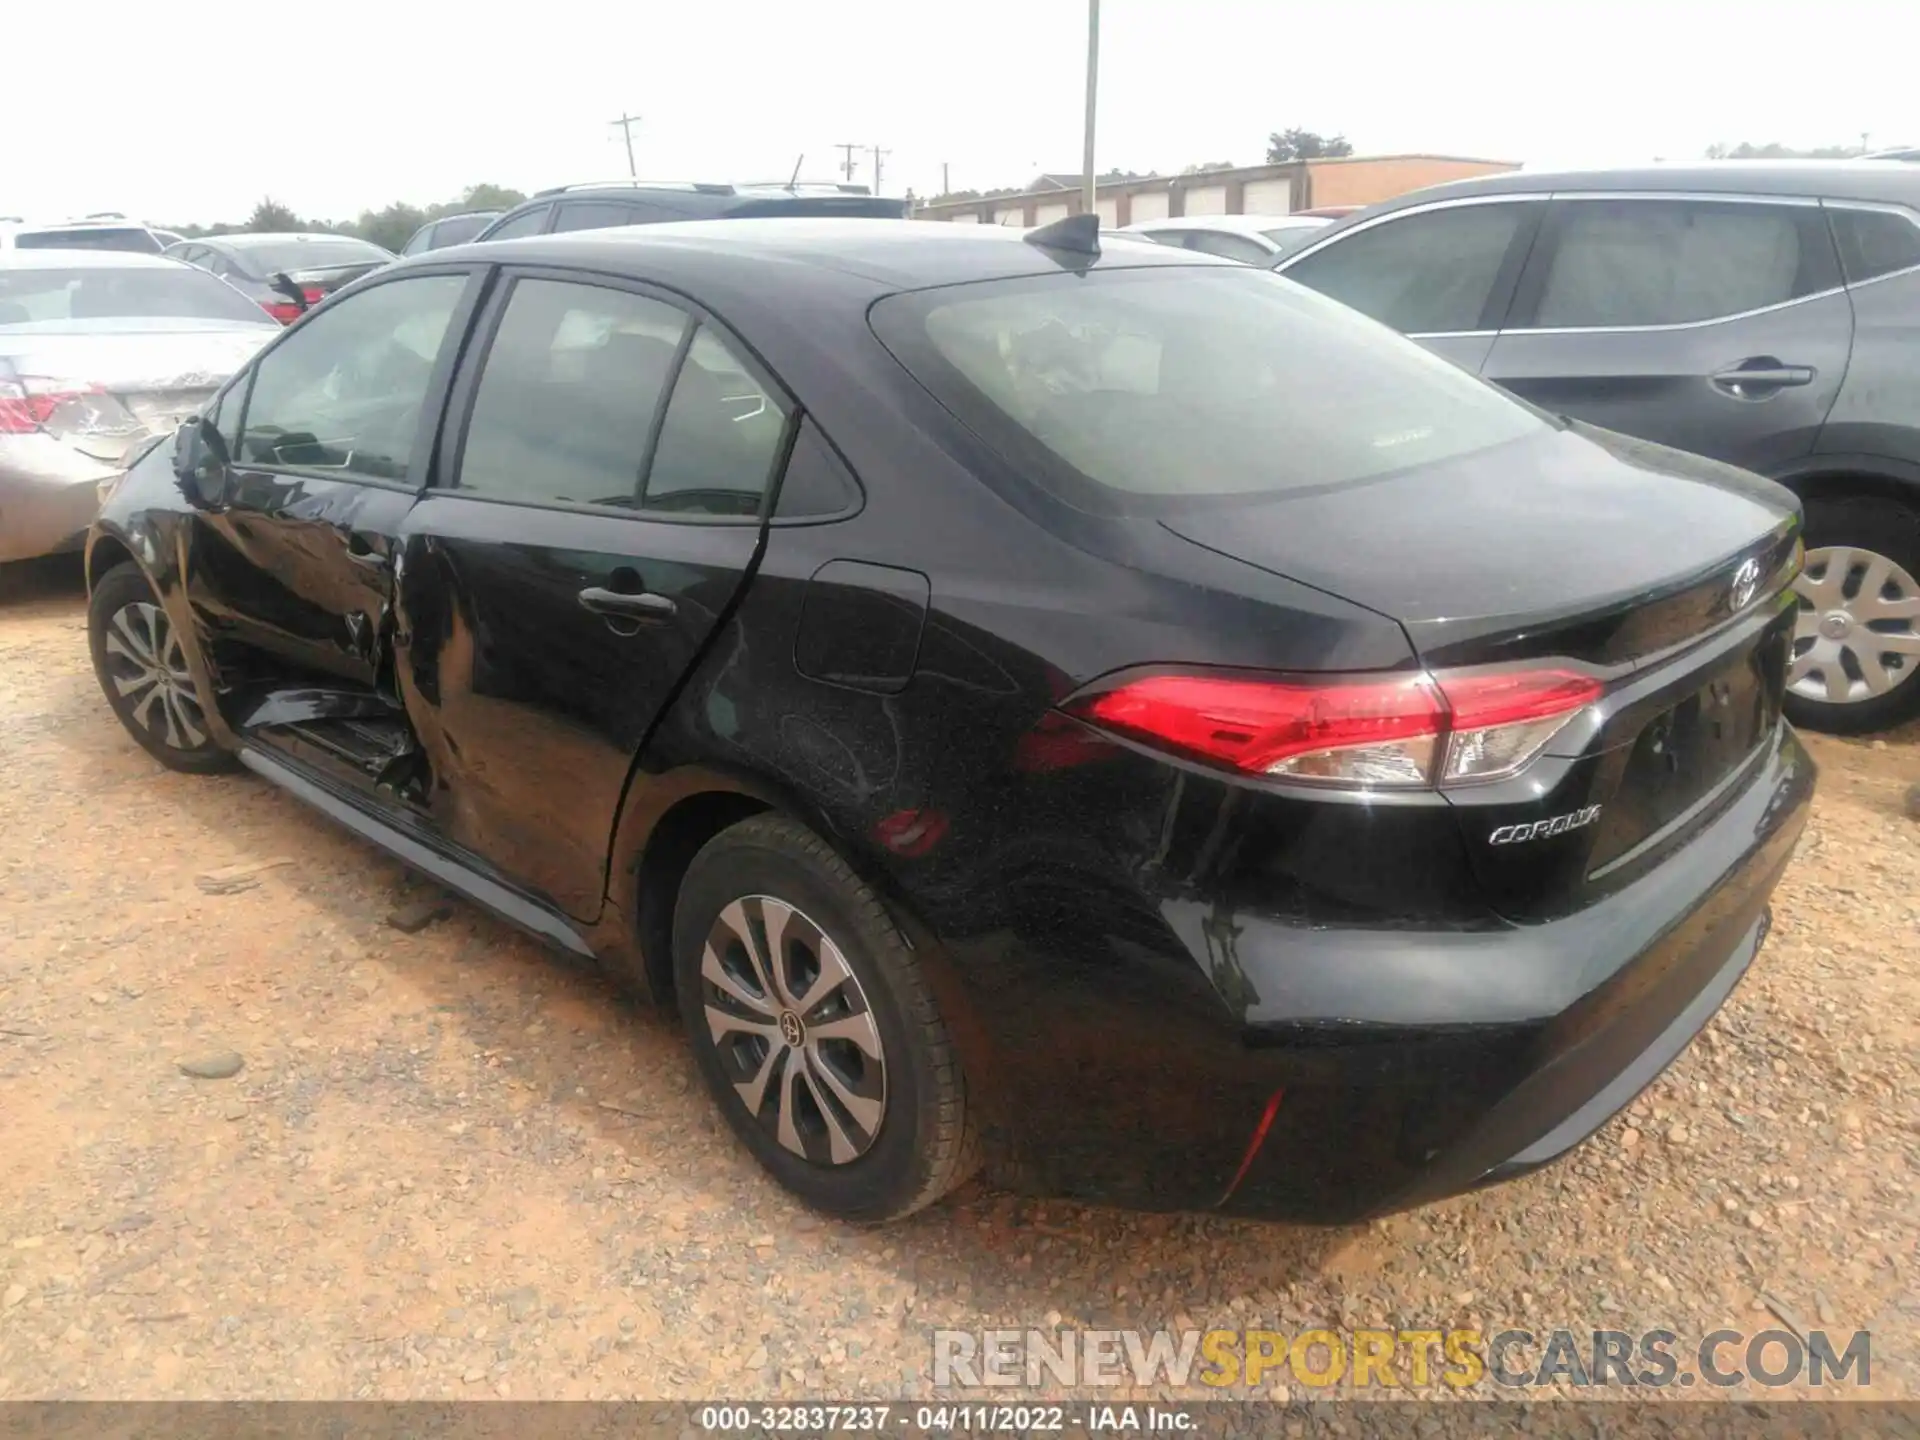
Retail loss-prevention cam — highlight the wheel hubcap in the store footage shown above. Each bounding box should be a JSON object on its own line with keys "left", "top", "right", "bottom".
{"left": 700, "top": 896, "right": 887, "bottom": 1165}
{"left": 102, "top": 601, "right": 208, "bottom": 750}
{"left": 1790, "top": 545, "right": 1920, "bottom": 706}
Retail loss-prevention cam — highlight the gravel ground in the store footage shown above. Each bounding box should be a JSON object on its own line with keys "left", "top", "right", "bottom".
{"left": 1, "top": 555, "right": 1913, "bottom": 1404}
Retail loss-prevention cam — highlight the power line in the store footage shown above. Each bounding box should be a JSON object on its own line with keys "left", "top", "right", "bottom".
{"left": 609, "top": 112, "right": 642, "bottom": 179}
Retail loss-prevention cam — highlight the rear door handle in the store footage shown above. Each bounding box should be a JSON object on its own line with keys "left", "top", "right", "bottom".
{"left": 1711, "top": 360, "right": 1815, "bottom": 396}
{"left": 577, "top": 586, "right": 676, "bottom": 621}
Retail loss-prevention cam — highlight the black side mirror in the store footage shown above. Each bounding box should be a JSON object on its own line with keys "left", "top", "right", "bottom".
{"left": 269, "top": 272, "right": 309, "bottom": 313}
{"left": 172, "top": 416, "right": 232, "bottom": 507}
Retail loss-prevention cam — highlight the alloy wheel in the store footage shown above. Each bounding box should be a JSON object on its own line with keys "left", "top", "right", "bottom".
{"left": 699, "top": 895, "right": 888, "bottom": 1165}
{"left": 100, "top": 601, "right": 208, "bottom": 750}
{"left": 1790, "top": 545, "right": 1920, "bottom": 707}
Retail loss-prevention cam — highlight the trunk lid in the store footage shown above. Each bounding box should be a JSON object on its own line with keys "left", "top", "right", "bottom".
{"left": 1160, "top": 422, "right": 1803, "bottom": 921}
{"left": 288, "top": 262, "right": 386, "bottom": 299}
{"left": 0, "top": 323, "right": 271, "bottom": 466}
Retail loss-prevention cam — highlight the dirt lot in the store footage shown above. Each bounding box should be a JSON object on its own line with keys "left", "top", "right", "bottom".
{"left": 1, "top": 555, "right": 1914, "bottom": 1403}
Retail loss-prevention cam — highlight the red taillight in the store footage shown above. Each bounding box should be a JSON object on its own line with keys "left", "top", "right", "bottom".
{"left": 1432, "top": 669, "right": 1604, "bottom": 786}
{"left": 0, "top": 376, "right": 97, "bottom": 434}
{"left": 300, "top": 286, "right": 325, "bottom": 305}
{"left": 262, "top": 300, "right": 304, "bottom": 325}
{"left": 1064, "top": 666, "right": 1601, "bottom": 791}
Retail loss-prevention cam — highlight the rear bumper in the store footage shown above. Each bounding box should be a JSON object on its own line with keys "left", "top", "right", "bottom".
{"left": 1224, "top": 723, "right": 1813, "bottom": 1222}
{"left": 959, "top": 723, "right": 1814, "bottom": 1223}
{"left": 0, "top": 448, "right": 111, "bottom": 562}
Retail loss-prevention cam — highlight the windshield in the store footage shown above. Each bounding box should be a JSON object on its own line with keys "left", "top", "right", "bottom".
{"left": 871, "top": 266, "right": 1547, "bottom": 516}
{"left": 0, "top": 265, "right": 270, "bottom": 326}
{"left": 233, "top": 237, "right": 391, "bottom": 272}
{"left": 14, "top": 227, "right": 160, "bottom": 254}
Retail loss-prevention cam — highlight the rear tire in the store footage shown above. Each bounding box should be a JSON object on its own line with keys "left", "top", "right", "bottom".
{"left": 87, "top": 562, "right": 233, "bottom": 774}
{"left": 673, "top": 813, "right": 977, "bottom": 1223}
{"left": 1784, "top": 493, "right": 1920, "bottom": 735}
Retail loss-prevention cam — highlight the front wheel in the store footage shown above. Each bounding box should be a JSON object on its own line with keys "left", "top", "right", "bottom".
{"left": 87, "top": 562, "right": 233, "bottom": 773}
{"left": 1785, "top": 493, "right": 1920, "bottom": 735}
{"left": 673, "top": 814, "right": 977, "bottom": 1222}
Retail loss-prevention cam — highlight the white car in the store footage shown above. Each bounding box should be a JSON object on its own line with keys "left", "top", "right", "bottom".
{"left": 0, "top": 250, "right": 277, "bottom": 562}
{"left": 0, "top": 216, "right": 174, "bottom": 255}
{"left": 1120, "top": 213, "right": 1331, "bottom": 264}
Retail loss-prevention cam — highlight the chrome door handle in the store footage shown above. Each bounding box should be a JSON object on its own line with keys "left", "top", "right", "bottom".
{"left": 577, "top": 586, "right": 676, "bottom": 621}
{"left": 1712, "top": 361, "right": 1814, "bottom": 397}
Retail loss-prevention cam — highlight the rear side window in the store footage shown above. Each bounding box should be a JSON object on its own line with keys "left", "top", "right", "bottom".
{"left": 429, "top": 213, "right": 496, "bottom": 248}
{"left": 871, "top": 266, "right": 1546, "bottom": 516}
{"left": 15, "top": 227, "right": 161, "bottom": 254}
{"left": 643, "top": 326, "right": 790, "bottom": 517}
{"left": 457, "top": 278, "right": 687, "bottom": 507}
{"left": 1829, "top": 206, "right": 1920, "bottom": 283}
{"left": 481, "top": 206, "right": 550, "bottom": 241}
{"left": 552, "top": 201, "right": 644, "bottom": 233}
{"left": 1528, "top": 199, "right": 1830, "bottom": 328}
{"left": 1282, "top": 203, "right": 1533, "bottom": 333}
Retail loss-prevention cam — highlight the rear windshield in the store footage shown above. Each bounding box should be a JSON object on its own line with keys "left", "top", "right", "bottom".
{"left": 424, "top": 213, "right": 496, "bottom": 250}
{"left": 231, "top": 236, "right": 391, "bottom": 272}
{"left": 14, "top": 227, "right": 160, "bottom": 254}
{"left": 0, "top": 266, "right": 269, "bottom": 325}
{"left": 870, "top": 266, "right": 1547, "bottom": 515}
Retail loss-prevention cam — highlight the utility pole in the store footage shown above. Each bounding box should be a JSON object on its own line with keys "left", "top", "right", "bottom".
{"left": 1081, "top": 0, "right": 1100, "bottom": 216}
{"left": 942, "top": 161, "right": 950, "bottom": 196}
{"left": 609, "top": 112, "right": 641, "bottom": 178}
{"left": 836, "top": 144, "right": 860, "bottom": 183}
{"left": 870, "top": 145, "right": 891, "bottom": 195}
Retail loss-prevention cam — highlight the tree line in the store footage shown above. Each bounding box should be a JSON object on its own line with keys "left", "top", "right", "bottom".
{"left": 165, "top": 184, "right": 528, "bottom": 255}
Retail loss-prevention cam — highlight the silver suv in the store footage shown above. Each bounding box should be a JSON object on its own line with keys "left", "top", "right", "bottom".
{"left": 1275, "top": 160, "right": 1920, "bottom": 733}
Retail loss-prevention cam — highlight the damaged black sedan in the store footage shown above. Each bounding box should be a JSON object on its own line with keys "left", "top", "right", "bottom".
{"left": 86, "top": 217, "right": 1813, "bottom": 1224}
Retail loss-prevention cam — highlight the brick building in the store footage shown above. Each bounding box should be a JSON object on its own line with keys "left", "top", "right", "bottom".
{"left": 914, "top": 154, "right": 1519, "bottom": 226}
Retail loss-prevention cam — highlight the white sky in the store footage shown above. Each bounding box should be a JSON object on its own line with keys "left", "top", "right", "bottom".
{"left": 12, "top": 0, "right": 1915, "bottom": 226}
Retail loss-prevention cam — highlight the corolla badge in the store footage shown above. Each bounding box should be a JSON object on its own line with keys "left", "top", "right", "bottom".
{"left": 1729, "top": 557, "right": 1762, "bottom": 612}
{"left": 1489, "top": 805, "right": 1602, "bottom": 845}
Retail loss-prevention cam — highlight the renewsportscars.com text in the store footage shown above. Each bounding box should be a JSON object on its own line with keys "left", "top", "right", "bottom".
{"left": 932, "top": 1326, "right": 1873, "bottom": 1391}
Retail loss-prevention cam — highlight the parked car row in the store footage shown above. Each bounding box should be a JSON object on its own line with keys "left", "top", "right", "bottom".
{"left": 164, "top": 232, "right": 396, "bottom": 322}
{"left": 0, "top": 178, "right": 919, "bottom": 563}
{"left": 0, "top": 251, "right": 278, "bottom": 563}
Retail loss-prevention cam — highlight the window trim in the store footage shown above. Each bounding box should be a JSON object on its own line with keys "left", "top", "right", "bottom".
{"left": 1500, "top": 193, "right": 1845, "bottom": 336}
{"left": 1822, "top": 199, "right": 1920, "bottom": 289}
{"left": 434, "top": 262, "right": 800, "bottom": 526}
{"left": 1275, "top": 192, "right": 1547, "bottom": 339}
{"left": 230, "top": 263, "right": 488, "bottom": 494}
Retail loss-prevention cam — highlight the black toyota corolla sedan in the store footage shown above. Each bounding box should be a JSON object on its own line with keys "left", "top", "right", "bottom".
{"left": 84, "top": 216, "right": 1814, "bottom": 1225}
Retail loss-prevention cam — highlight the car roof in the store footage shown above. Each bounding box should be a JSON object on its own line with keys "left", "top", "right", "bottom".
{"left": 439, "top": 216, "right": 1220, "bottom": 293}
{"left": 212, "top": 231, "right": 383, "bottom": 250}
{"left": 1378, "top": 159, "right": 1920, "bottom": 208}
{"left": 4, "top": 217, "right": 154, "bottom": 231}
{"left": 1127, "top": 213, "right": 1327, "bottom": 237}
{"left": 0, "top": 248, "right": 183, "bottom": 270}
